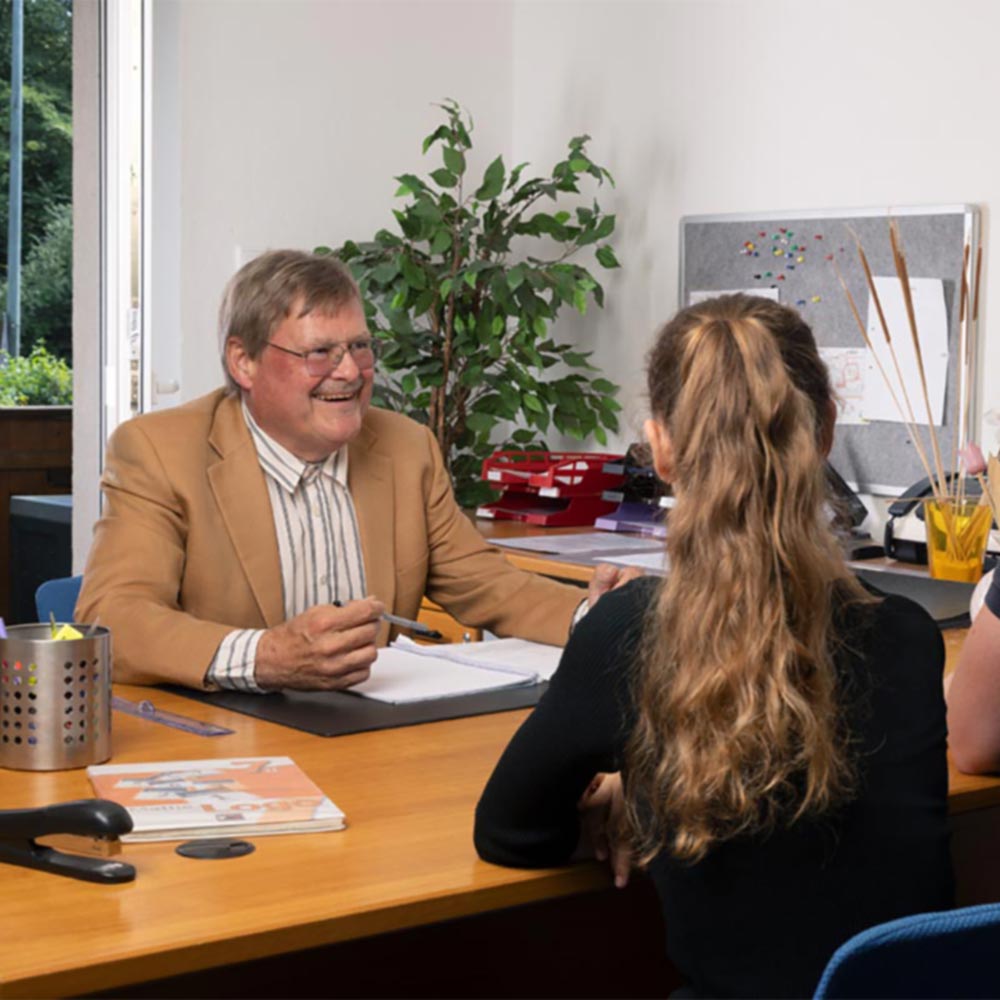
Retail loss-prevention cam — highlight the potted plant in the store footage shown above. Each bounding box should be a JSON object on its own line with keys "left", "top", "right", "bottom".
{"left": 324, "top": 99, "right": 622, "bottom": 507}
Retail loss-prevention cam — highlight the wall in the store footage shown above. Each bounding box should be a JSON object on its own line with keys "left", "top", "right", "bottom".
{"left": 511, "top": 0, "right": 1000, "bottom": 454}
{"left": 164, "top": 0, "right": 515, "bottom": 402}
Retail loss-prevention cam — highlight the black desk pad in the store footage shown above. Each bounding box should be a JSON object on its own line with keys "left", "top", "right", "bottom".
{"left": 854, "top": 567, "right": 973, "bottom": 629}
{"left": 163, "top": 682, "right": 547, "bottom": 738}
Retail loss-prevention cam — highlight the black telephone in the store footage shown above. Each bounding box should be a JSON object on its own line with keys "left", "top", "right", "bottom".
{"left": 883, "top": 474, "right": 985, "bottom": 563}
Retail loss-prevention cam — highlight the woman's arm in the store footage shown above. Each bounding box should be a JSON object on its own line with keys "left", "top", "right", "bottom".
{"left": 947, "top": 573, "right": 1000, "bottom": 773}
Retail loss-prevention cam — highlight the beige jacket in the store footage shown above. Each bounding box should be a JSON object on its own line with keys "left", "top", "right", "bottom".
{"left": 78, "top": 390, "right": 582, "bottom": 688}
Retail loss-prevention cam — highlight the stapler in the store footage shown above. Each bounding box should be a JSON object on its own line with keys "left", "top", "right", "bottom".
{"left": 0, "top": 799, "right": 136, "bottom": 883}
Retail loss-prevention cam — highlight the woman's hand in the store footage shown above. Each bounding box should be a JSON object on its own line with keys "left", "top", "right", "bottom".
{"left": 576, "top": 771, "right": 633, "bottom": 888}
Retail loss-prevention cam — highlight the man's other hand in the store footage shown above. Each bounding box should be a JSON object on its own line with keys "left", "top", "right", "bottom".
{"left": 255, "top": 597, "right": 384, "bottom": 691}
{"left": 588, "top": 563, "right": 644, "bottom": 607}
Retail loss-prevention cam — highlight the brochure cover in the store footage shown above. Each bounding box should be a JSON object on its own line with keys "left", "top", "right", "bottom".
{"left": 87, "top": 756, "right": 345, "bottom": 842}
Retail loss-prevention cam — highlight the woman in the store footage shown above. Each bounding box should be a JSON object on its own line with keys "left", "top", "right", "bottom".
{"left": 947, "top": 568, "right": 1000, "bottom": 773}
{"left": 474, "top": 295, "right": 953, "bottom": 998}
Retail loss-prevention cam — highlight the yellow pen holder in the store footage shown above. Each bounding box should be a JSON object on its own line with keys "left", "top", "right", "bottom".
{"left": 923, "top": 498, "right": 993, "bottom": 584}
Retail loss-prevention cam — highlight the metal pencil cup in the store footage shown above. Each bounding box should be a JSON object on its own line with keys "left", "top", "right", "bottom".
{"left": 0, "top": 625, "right": 112, "bottom": 771}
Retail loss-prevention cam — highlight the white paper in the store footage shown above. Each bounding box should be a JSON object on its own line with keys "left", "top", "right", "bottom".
{"left": 393, "top": 635, "right": 563, "bottom": 682}
{"left": 689, "top": 288, "right": 780, "bottom": 305}
{"left": 820, "top": 347, "right": 867, "bottom": 425}
{"left": 490, "top": 532, "right": 664, "bottom": 556}
{"left": 862, "top": 277, "right": 948, "bottom": 424}
{"left": 352, "top": 646, "right": 535, "bottom": 704}
{"left": 606, "top": 550, "right": 670, "bottom": 573}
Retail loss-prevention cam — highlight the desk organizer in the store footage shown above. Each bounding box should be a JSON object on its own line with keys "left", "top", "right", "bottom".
{"left": 0, "top": 625, "right": 112, "bottom": 771}
{"left": 594, "top": 450, "right": 671, "bottom": 537}
{"left": 477, "top": 451, "right": 624, "bottom": 527}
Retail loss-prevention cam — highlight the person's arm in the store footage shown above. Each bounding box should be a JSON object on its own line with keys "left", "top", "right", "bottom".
{"left": 474, "top": 579, "right": 648, "bottom": 867}
{"left": 78, "top": 417, "right": 382, "bottom": 691}
{"left": 947, "top": 571, "right": 1000, "bottom": 773}
{"left": 416, "top": 425, "right": 637, "bottom": 643}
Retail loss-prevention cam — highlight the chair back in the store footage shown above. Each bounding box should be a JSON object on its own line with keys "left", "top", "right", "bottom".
{"left": 34, "top": 575, "right": 83, "bottom": 624}
{"left": 814, "top": 902, "right": 1000, "bottom": 999}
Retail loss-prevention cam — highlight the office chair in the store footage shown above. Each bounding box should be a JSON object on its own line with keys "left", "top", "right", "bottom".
{"left": 34, "top": 574, "right": 83, "bottom": 623}
{"left": 813, "top": 902, "right": 1000, "bottom": 999}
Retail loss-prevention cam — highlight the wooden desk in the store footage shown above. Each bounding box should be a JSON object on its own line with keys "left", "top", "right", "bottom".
{"left": 0, "top": 686, "right": 619, "bottom": 998}
{"left": 3, "top": 536, "right": 1000, "bottom": 997}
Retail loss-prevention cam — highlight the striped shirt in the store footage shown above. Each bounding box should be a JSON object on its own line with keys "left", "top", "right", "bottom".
{"left": 205, "top": 400, "right": 367, "bottom": 691}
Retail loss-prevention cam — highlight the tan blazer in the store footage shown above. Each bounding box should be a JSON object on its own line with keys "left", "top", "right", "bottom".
{"left": 77, "top": 390, "right": 582, "bottom": 688}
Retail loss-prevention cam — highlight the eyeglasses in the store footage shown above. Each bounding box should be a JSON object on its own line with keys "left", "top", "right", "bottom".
{"left": 265, "top": 338, "right": 379, "bottom": 377}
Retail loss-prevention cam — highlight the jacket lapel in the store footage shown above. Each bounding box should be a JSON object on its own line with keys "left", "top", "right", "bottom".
{"left": 207, "top": 395, "right": 285, "bottom": 627}
{"left": 349, "top": 422, "right": 396, "bottom": 610}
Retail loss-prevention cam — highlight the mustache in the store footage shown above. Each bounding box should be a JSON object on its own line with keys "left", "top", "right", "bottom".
{"left": 312, "top": 378, "right": 364, "bottom": 395}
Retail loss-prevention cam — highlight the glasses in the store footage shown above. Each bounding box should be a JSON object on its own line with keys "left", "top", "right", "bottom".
{"left": 265, "top": 338, "right": 379, "bottom": 377}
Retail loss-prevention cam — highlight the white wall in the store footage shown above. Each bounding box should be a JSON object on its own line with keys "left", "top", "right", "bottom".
{"left": 510, "top": 0, "right": 1000, "bottom": 452}
{"left": 164, "top": 0, "right": 515, "bottom": 401}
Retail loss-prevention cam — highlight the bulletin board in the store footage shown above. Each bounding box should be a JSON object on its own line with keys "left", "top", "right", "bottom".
{"left": 679, "top": 205, "right": 981, "bottom": 494}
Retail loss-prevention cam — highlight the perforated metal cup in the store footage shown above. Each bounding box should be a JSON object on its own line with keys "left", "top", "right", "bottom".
{"left": 0, "top": 624, "right": 112, "bottom": 771}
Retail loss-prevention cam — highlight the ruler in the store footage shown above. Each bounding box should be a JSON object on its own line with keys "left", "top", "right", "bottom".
{"left": 111, "top": 697, "right": 234, "bottom": 737}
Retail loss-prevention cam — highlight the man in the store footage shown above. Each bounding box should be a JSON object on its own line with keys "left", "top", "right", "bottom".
{"left": 78, "top": 250, "right": 627, "bottom": 691}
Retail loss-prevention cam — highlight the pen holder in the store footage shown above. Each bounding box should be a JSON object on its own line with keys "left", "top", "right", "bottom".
{"left": 0, "top": 625, "right": 112, "bottom": 771}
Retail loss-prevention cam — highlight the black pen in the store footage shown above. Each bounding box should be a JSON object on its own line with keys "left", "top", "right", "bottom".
{"left": 332, "top": 601, "right": 443, "bottom": 641}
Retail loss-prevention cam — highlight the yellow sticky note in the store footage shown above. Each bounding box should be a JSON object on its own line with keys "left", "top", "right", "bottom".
{"left": 53, "top": 624, "right": 84, "bottom": 640}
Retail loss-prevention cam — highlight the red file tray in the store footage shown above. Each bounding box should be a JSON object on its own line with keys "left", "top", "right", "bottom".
{"left": 481, "top": 451, "right": 625, "bottom": 496}
{"left": 476, "top": 492, "right": 617, "bottom": 527}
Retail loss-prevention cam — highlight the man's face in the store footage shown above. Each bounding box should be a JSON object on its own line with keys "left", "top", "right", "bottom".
{"left": 233, "top": 298, "right": 374, "bottom": 462}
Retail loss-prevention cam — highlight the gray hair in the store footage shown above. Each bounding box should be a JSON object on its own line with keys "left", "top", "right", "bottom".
{"left": 218, "top": 249, "right": 361, "bottom": 392}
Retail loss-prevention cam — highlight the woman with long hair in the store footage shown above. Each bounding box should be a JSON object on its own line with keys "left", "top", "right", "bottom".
{"left": 475, "top": 295, "right": 953, "bottom": 998}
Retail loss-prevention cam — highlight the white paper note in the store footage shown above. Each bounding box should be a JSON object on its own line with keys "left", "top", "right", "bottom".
{"left": 862, "top": 277, "right": 948, "bottom": 425}
{"left": 490, "top": 532, "right": 664, "bottom": 556}
{"left": 820, "top": 347, "right": 867, "bottom": 425}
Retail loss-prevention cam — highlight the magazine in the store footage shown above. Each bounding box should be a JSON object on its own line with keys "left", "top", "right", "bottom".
{"left": 87, "top": 756, "right": 345, "bottom": 843}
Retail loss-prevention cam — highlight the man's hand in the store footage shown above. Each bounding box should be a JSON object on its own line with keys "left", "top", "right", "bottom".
{"left": 255, "top": 597, "right": 384, "bottom": 691}
{"left": 588, "top": 563, "right": 644, "bottom": 608}
{"left": 577, "top": 771, "right": 633, "bottom": 888}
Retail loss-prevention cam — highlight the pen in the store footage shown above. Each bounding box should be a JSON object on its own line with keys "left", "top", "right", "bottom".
{"left": 332, "top": 601, "right": 443, "bottom": 641}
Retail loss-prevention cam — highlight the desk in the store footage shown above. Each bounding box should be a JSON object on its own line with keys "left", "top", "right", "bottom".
{"left": 4, "top": 551, "right": 1000, "bottom": 998}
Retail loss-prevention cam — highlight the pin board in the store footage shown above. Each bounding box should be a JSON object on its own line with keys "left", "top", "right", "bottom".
{"left": 679, "top": 205, "right": 981, "bottom": 494}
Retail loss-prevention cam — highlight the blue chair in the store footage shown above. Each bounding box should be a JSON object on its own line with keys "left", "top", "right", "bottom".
{"left": 814, "top": 902, "right": 1000, "bottom": 999}
{"left": 34, "top": 575, "right": 83, "bottom": 624}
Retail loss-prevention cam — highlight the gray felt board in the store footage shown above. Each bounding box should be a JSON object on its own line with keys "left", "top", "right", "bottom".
{"left": 680, "top": 205, "right": 980, "bottom": 495}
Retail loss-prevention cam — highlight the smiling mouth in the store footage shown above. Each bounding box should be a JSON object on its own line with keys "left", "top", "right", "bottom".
{"left": 312, "top": 383, "right": 361, "bottom": 403}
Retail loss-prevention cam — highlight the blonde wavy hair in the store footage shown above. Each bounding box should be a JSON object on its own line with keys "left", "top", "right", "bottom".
{"left": 626, "top": 294, "right": 874, "bottom": 864}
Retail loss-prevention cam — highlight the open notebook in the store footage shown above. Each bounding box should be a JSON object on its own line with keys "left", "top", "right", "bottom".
{"left": 351, "top": 636, "right": 563, "bottom": 705}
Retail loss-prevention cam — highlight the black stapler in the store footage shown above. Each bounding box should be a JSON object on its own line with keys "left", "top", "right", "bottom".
{"left": 0, "top": 799, "right": 136, "bottom": 883}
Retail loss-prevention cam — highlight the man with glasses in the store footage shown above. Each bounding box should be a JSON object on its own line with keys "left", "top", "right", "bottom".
{"left": 78, "top": 250, "right": 627, "bottom": 691}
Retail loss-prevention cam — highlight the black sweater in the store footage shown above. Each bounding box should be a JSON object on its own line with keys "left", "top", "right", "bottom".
{"left": 474, "top": 576, "right": 954, "bottom": 998}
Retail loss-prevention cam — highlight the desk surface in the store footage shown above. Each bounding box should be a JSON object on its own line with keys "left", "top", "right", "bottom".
{"left": 0, "top": 686, "right": 605, "bottom": 998}
{"left": 3, "top": 526, "right": 999, "bottom": 997}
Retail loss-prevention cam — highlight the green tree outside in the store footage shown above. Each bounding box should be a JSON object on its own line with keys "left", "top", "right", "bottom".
{"left": 0, "top": 0, "right": 73, "bottom": 364}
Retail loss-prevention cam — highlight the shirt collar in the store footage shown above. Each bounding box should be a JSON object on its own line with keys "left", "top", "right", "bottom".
{"left": 241, "top": 397, "right": 349, "bottom": 494}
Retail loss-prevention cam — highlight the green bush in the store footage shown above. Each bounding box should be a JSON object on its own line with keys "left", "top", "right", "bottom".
{"left": 0, "top": 343, "right": 72, "bottom": 405}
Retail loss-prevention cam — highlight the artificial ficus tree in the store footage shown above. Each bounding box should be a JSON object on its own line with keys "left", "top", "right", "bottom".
{"left": 324, "top": 99, "right": 622, "bottom": 507}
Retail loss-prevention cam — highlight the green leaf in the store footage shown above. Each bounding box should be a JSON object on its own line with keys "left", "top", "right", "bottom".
{"left": 532, "top": 316, "right": 546, "bottom": 338}
{"left": 430, "top": 229, "right": 453, "bottom": 254}
{"left": 466, "top": 411, "right": 497, "bottom": 434}
{"left": 401, "top": 256, "right": 428, "bottom": 289}
{"left": 443, "top": 147, "right": 466, "bottom": 175}
{"left": 422, "top": 124, "right": 450, "bottom": 154}
{"left": 401, "top": 373, "right": 417, "bottom": 394}
{"left": 395, "top": 173, "right": 426, "bottom": 196}
{"left": 523, "top": 394, "right": 544, "bottom": 414}
{"left": 569, "top": 157, "right": 590, "bottom": 172}
{"left": 591, "top": 378, "right": 618, "bottom": 394}
{"left": 595, "top": 245, "right": 620, "bottom": 269}
{"left": 506, "top": 265, "right": 525, "bottom": 291}
{"left": 439, "top": 277, "right": 454, "bottom": 298}
{"left": 430, "top": 168, "right": 458, "bottom": 188}
{"left": 491, "top": 316, "right": 506, "bottom": 337}
{"left": 475, "top": 156, "right": 505, "bottom": 201}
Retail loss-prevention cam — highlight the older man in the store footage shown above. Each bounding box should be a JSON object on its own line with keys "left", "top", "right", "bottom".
{"left": 78, "top": 250, "right": 624, "bottom": 691}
